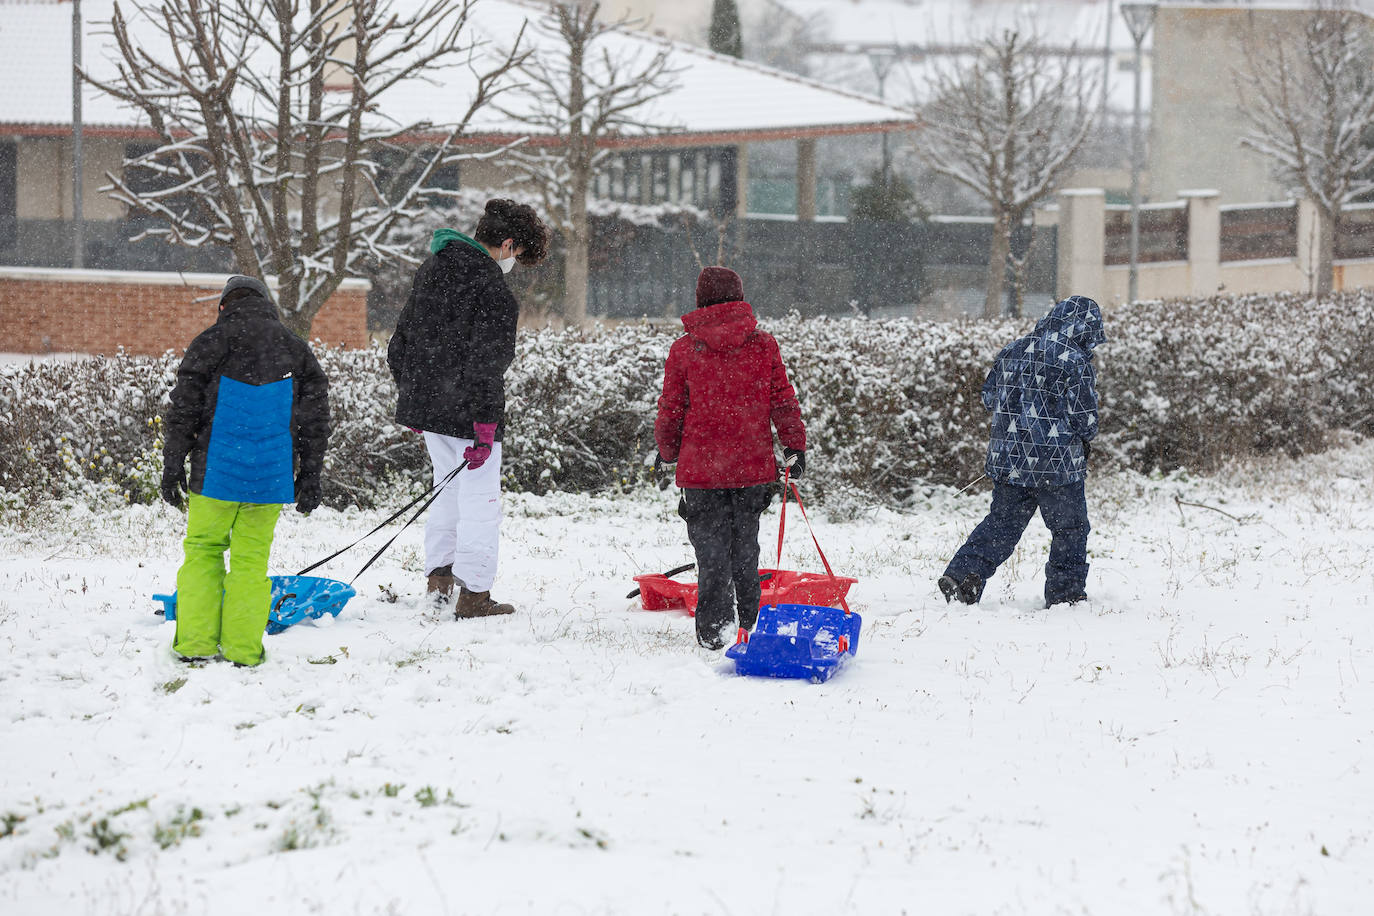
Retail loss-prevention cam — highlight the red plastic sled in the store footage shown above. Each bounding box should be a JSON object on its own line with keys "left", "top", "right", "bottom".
{"left": 634, "top": 468, "right": 857, "bottom": 615}
{"left": 632, "top": 567, "right": 857, "bottom": 614}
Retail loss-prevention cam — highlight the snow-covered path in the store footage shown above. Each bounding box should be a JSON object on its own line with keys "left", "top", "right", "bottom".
{"left": 2, "top": 444, "right": 1372, "bottom": 915}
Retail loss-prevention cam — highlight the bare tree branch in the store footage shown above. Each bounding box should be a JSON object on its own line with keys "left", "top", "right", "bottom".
{"left": 912, "top": 27, "right": 1096, "bottom": 318}
{"left": 84, "top": 0, "right": 528, "bottom": 336}
{"left": 496, "top": 1, "right": 682, "bottom": 325}
{"left": 1236, "top": 4, "right": 1374, "bottom": 297}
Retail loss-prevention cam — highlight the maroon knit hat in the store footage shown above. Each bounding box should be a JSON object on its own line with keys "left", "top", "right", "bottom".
{"left": 695, "top": 266, "right": 744, "bottom": 309}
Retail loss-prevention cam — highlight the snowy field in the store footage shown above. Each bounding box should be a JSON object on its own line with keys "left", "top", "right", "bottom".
{"left": 2, "top": 441, "right": 1373, "bottom": 916}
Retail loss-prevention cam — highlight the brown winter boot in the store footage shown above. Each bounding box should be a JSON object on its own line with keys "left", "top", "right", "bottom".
{"left": 426, "top": 566, "right": 455, "bottom": 605}
{"left": 455, "top": 587, "right": 515, "bottom": 619}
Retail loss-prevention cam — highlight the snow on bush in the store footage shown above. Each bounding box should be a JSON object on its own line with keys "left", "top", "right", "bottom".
{"left": 3, "top": 291, "right": 1372, "bottom": 509}
{"left": 0, "top": 351, "right": 174, "bottom": 508}
{"left": 1099, "top": 292, "right": 1374, "bottom": 470}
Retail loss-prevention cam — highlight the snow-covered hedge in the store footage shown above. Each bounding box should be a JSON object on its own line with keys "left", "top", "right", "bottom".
{"left": 3, "top": 290, "right": 1372, "bottom": 509}
{"left": 0, "top": 353, "right": 173, "bottom": 509}
{"left": 1097, "top": 293, "right": 1374, "bottom": 470}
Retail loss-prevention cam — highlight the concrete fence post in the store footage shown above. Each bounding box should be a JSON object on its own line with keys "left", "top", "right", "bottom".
{"left": 1180, "top": 189, "right": 1220, "bottom": 296}
{"left": 1056, "top": 188, "right": 1105, "bottom": 301}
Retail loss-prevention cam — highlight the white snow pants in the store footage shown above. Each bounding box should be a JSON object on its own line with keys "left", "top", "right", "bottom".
{"left": 422, "top": 430, "right": 503, "bottom": 593}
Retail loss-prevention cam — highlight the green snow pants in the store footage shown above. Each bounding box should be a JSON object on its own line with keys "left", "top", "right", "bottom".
{"left": 173, "top": 493, "right": 282, "bottom": 666}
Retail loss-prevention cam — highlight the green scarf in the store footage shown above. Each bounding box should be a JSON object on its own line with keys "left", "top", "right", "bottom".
{"left": 429, "top": 228, "right": 488, "bottom": 256}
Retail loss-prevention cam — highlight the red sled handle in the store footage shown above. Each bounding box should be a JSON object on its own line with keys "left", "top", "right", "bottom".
{"left": 775, "top": 466, "right": 851, "bottom": 614}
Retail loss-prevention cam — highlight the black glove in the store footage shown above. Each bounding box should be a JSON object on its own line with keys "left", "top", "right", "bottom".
{"left": 1082, "top": 441, "right": 1093, "bottom": 465}
{"left": 653, "top": 454, "right": 677, "bottom": 491}
{"left": 295, "top": 473, "right": 322, "bottom": 514}
{"left": 783, "top": 448, "right": 806, "bottom": 479}
{"left": 160, "top": 462, "right": 187, "bottom": 509}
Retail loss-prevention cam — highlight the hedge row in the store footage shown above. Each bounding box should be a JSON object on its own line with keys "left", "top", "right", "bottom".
{"left": 3, "top": 290, "right": 1372, "bottom": 509}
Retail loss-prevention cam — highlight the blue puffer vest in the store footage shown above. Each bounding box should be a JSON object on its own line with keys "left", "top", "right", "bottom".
{"left": 199, "top": 375, "right": 296, "bottom": 503}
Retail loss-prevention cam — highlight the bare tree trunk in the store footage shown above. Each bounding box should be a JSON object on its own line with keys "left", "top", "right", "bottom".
{"left": 1008, "top": 215, "right": 1035, "bottom": 318}
{"left": 1316, "top": 203, "right": 1336, "bottom": 298}
{"left": 984, "top": 211, "right": 1011, "bottom": 319}
{"left": 563, "top": 3, "right": 590, "bottom": 325}
{"left": 565, "top": 198, "right": 590, "bottom": 326}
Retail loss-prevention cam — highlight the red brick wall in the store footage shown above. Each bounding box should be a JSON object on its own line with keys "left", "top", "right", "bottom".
{"left": 0, "top": 269, "right": 369, "bottom": 356}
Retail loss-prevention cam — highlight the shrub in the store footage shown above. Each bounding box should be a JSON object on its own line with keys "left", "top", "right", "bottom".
{"left": 1096, "top": 292, "right": 1374, "bottom": 470}
{"left": 0, "top": 351, "right": 173, "bottom": 505}
{"left": 3, "top": 290, "right": 1373, "bottom": 510}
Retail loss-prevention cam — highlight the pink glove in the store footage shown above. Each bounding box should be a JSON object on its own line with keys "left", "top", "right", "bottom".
{"left": 464, "top": 422, "right": 497, "bottom": 470}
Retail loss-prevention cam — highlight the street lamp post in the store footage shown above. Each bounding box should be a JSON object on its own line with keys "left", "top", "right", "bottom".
{"left": 1122, "top": 2, "right": 1156, "bottom": 304}
{"left": 72, "top": 0, "right": 84, "bottom": 269}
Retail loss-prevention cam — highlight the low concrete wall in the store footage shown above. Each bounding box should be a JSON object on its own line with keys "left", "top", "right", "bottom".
{"left": 1100, "top": 262, "right": 1191, "bottom": 304}
{"left": 0, "top": 267, "right": 369, "bottom": 355}
{"left": 1057, "top": 189, "right": 1374, "bottom": 303}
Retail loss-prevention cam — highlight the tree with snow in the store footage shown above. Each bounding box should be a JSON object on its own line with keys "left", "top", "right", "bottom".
{"left": 498, "top": 1, "right": 679, "bottom": 326}
{"left": 708, "top": 0, "right": 743, "bottom": 58}
{"left": 1235, "top": 6, "right": 1374, "bottom": 298}
{"left": 85, "top": 0, "right": 526, "bottom": 337}
{"left": 913, "top": 28, "right": 1095, "bottom": 319}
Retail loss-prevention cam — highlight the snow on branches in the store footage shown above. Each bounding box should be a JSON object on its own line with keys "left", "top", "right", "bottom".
{"left": 1236, "top": 7, "right": 1374, "bottom": 297}
{"left": 83, "top": 0, "right": 527, "bottom": 336}
{"left": 495, "top": 1, "right": 682, "bottom": 325}
{"left": 913, "top": 27, "right": 1096, "bottom": 319}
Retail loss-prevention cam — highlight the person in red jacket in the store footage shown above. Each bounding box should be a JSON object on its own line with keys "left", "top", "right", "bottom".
{"left": 654, "top": 266, "right": 808, "bottom": 650}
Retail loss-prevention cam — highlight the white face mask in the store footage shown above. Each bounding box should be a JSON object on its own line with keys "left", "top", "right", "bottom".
{"left": 497, "top": 255, "right": 516, "bottom": 274}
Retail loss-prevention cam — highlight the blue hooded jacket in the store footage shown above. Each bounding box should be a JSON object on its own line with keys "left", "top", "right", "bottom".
{"left": 982, "top": 295, "right": 1105, "bottom": 488}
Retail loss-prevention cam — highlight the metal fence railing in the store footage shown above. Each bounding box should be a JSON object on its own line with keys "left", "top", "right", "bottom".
{"left": 585, "top": 215, "right": 1057, "bottom": 320}
{"left": 1104, "top": 202, "right": 1188, "bottom": 265}
{"left": 1336, "top": 202, "right": 1374, "bottom": 261}
{"left": 1220, "top": 201, "right": 1297, "bottom": 261}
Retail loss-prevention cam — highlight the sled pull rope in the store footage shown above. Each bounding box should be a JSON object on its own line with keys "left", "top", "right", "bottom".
{"left": 786, "top": 480, "right": 850, "bottom": 614}
{"left": 775, "top": 467, "right": 851, "bottom": 614}
{"left": 296, "top": 460, "right": 468, "bottom": 582}
{"left": 775, "top": 465, "right": 791, "bottom": 571}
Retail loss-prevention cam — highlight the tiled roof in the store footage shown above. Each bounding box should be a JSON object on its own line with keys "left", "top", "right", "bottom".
{"left": 0, "top": 0, "right": 916, "bottom": 139}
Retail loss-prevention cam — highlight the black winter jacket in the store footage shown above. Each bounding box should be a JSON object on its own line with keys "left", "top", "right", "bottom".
{"left": 387, "top": 239, "right": 519, "bottom": 440}
{"left": 163, "top": 295, "right": 331, "bottom": 500}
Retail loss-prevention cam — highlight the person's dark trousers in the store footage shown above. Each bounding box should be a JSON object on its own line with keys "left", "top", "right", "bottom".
{"left": 943, "top": 479, "right": 1090, "bottom": 605}
{"left": 681, "top": 485, "right": 773, "bottom": 643}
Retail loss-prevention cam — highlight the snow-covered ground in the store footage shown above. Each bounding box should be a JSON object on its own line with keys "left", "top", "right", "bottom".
{"left": 2, "top": 442, "right": 1372, "bottom": 915}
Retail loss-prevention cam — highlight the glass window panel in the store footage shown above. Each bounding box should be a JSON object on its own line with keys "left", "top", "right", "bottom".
{"left": 667, "top": 153, "right": 681, "bottom": 204}
{"left": 610, "top": 157, "right": 625, "bottom": 200}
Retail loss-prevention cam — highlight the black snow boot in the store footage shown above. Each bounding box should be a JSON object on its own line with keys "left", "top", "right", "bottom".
{"left": 938, "top": 573, "right": 983, "bottom": 605}
{"left": 696, "top": 622, "right": 728, "bottom": 651}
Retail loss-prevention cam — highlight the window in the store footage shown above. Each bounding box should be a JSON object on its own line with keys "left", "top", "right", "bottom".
{"left": 0, "top": 141, "right": 15, "bottom": 250}
{"left": 122, "top": 142, "right": 213, "bottom": 229}
{"left": 593, "top": 146, "right": 738, "bottom": 214}
{"left": 371, "top": 145, "right": 461, "bottom": 204}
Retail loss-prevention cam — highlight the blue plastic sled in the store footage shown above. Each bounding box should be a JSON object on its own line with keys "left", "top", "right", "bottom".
{"left": 725, "top": 603, "right": 862, "bottom": 682}
{"left": 152, "top": 575, "right": 356, "bottom": 635}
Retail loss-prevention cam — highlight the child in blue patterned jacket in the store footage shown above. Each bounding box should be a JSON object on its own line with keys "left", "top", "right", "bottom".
{"left": 940, "top": 295, "right": 1106, "bottom": 608}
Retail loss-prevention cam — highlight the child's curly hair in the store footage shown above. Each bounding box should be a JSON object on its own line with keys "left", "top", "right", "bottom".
{"left": 474, "top": 198, "right": 550, "bottom": 266}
